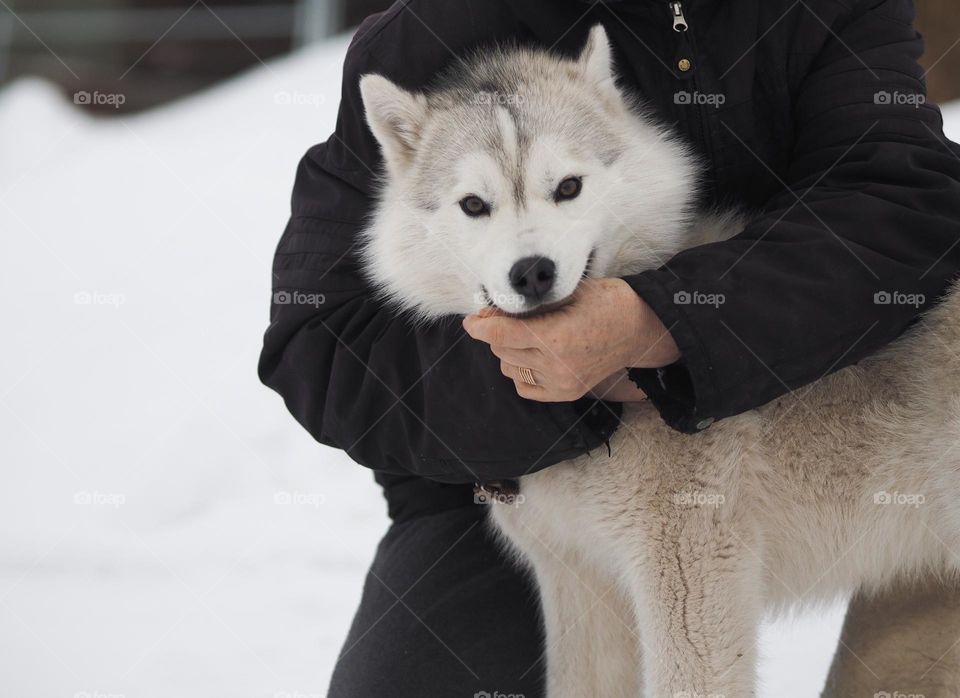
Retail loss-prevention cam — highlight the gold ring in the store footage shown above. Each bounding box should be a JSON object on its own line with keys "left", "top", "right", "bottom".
{"left": 518, "top": 366, "right": 537, "bottom": 386}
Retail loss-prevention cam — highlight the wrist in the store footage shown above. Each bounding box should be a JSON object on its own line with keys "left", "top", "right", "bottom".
{"left": 591, "top": 369, "right": 648, "bottom": 402}
{"left": 615, "top": 279, "right": 680, "bottom": 369}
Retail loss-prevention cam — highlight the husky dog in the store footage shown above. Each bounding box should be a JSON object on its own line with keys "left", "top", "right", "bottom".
{"left": 358, "top": 26, "right": 960, "bottom": 697}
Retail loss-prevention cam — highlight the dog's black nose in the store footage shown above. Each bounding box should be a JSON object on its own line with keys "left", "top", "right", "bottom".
{"left": 509, "top": 256, "right": 556, "bottom": 300}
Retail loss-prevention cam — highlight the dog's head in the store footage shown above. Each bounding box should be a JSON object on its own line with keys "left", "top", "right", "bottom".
{"left": 359, "top": 25, "right": 697, "bottom": 320}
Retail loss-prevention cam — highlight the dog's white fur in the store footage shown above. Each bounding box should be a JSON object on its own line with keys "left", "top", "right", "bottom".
{"left": 358, "top": 26, "right": 960, "bottom": 697}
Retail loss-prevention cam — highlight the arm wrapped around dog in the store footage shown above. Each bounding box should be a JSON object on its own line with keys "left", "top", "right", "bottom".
{"left": 257, "top": 15, "right": 619, "bottom": 483}
{"left": 625, "top": 0, "right": 960, "bottom": 432}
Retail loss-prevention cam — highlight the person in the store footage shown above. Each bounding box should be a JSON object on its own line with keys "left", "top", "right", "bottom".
{"left": 258, "top": 1, "right": 960, "bottom": 695}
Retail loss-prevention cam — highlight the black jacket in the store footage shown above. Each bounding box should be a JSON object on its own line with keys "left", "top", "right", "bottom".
{"left": 259, "top": 0, "right": 960, "bottom": 497}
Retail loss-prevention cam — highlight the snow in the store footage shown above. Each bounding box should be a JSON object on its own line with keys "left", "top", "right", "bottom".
{"left": 0, "top": 32, "right": 957, "bottom": 697}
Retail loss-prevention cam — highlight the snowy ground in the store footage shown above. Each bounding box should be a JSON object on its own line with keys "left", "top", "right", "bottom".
{"left": 0, "top": 32, "right": 957, "bottom": 697}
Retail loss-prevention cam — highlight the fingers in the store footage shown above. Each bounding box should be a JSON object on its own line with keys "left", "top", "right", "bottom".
{"left": 499, "top": 359, "right": 591, "bottom": 403}
{"left": 489, "top": 345, "right": 540, "bottom": 367}
{"left": 499, "top": 360, "right": 542, "bottom": 387}
{"left": 500, "top": 361, "right": 547, "bottom": 400}
{"left": 514, "top": 380, "right": 545, "bottom": 401}
{"left": 463, "top": 307, "right": 594, "bottom": 403}
{"left": 462, "top": 314, "right": 542, "bottom": 349}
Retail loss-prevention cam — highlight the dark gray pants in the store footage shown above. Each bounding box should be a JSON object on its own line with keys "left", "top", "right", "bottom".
{"left": 327, "top": 505, "right": 545, "bottom": 697}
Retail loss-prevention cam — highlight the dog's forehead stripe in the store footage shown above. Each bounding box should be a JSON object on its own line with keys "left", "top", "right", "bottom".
{"left": 493, "top": 105, "right": 529, "bottom": 209}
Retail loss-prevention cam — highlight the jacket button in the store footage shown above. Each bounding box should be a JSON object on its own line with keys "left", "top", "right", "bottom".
{"left": 695, "top": 417, "right": 714, "bottom": 431}
{"left": 678, "top": 58, "right": 693, "bottom": 72}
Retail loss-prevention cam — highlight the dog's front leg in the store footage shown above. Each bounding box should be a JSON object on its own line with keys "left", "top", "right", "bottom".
{"left": 626, "top": 512, "right": 762, "bottom": 698}
{"left": 493, "top": 493, "right": 642, "bottom": 698}
{"left": 526, "top": 544, "right": 641, "bottom": 698}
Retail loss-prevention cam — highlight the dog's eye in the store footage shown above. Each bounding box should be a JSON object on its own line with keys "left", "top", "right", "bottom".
{"left": 459, "top": 195, "right": 490, "bottom": 217}
{"left": 554, "top": 176, "right": 583, "bottom": 202}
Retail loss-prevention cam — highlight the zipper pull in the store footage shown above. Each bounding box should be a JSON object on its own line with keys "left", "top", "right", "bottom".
{"left": 669, "top": 2, "right": 689, "bottom": 32}
{"left": 667, "top": 1, "right": 695, "bottom": 76}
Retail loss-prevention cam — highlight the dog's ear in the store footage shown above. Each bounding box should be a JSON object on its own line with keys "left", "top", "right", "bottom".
{"left": 578, "top": 25, "right": 617, "bottom": 95}
{"left": 359, "top": 74, "right": 428, "bottom": 173}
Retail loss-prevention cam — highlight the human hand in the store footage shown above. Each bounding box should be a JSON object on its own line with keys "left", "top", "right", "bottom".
{"left": 462, "top": 278, "right": 678, "bottom": 402}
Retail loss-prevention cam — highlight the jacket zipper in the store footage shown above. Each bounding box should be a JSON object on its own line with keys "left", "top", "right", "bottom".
{"left": 669, "top": 1, "right": 688, "bottom": 32}
{"left": 666, "top": 1, "right": 715, "bottom": 200}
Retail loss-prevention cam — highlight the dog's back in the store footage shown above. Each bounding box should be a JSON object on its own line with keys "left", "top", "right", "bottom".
{"left": 748, "top": 283, "right": 960, "bottom": 602}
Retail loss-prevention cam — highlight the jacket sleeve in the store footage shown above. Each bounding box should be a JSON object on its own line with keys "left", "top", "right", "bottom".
{"left": 258, "top": 28, "right": 619, "bottom": 484}
{"left": 625, "top": 0, "right": 960, "bottom": 433}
